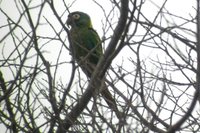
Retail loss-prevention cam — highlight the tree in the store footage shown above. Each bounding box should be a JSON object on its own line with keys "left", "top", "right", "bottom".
{"left": 0, "top": 0, "right": 199, "bottom": 132}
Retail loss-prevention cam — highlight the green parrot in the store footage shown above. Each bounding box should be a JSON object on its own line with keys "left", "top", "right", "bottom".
{"left": 67, "top": 11, "right": 122, "bottom": 119}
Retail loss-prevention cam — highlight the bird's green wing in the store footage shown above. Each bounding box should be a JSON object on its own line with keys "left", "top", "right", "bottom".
{"left": 70, "top": 27, "right": 102, "bottom": 65}
{"left": 83, "top": 28, "right": 102, "bottom": 64}
{"left": 67, "top": 11, "right": 102, "bottom": 64}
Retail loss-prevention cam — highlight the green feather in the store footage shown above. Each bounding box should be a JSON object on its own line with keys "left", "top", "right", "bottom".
{"left": 67, "top": 12, "right": 122, "bottom": 119}
{"left": 67, "top": 11, "right": 102, "bottom": 65}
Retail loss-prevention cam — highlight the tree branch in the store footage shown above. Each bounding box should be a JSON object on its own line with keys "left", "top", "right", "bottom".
{"left": 57, "top": 0, "right": 129, "bottom": 131}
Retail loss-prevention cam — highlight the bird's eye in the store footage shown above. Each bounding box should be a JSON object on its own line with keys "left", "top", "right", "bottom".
{"left": 72, "top": 14, "right": 80, "bottom": 20}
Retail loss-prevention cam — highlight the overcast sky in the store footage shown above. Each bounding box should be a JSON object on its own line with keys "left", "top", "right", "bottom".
{"left": 0, "top": 0, "right": 197, "bottom": 132}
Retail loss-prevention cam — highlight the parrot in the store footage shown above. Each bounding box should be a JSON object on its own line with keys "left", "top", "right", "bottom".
{"left": 66, "top": 11, "right": 122, "bottom": 119}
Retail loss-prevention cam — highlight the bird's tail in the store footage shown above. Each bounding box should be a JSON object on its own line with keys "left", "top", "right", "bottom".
{"left": 78, "top": 60, "right": 123, "bottom": 120}
{"left": 100, "top": 81, "right": 123, "bottom": 120}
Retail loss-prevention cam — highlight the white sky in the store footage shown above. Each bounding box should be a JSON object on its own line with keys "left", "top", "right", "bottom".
{"left": 0, "top": 0, "right": 198, "bottom": 132}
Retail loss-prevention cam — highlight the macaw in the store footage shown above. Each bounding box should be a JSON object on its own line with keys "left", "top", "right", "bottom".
{"left": 67, "top": 11, "right": 122, "bottom": 119}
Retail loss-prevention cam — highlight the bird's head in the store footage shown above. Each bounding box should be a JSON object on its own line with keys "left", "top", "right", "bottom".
{"left": 67, "top": 11, "right": 93, "bottom": 28}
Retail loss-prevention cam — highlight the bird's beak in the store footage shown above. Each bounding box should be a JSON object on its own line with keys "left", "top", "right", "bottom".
{"left": 66, "top": 17, "right": 71, "bottom": 27}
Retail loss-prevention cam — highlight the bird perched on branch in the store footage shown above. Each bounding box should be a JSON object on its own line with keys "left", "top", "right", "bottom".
{"left": 66, "top": 11, "right": 122, "bottom": 119}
